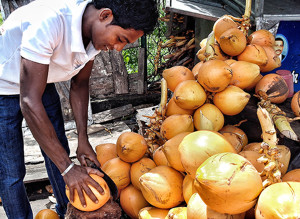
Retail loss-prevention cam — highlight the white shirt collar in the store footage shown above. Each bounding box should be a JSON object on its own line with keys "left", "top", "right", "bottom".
{"left": 70, "top": 0, "right": 93, "bottom": 53}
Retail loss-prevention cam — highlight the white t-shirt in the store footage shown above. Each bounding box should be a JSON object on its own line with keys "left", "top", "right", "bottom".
{"left": 0, "top": 0, "right": 100, "bottom": 95}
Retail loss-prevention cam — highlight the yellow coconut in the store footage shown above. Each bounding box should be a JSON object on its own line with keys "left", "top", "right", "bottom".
{"left": 182, "top": 174, "right": 197, "bottom": 204}
{"left": 242, "top": 144, "right": 290, "bottom": 176}
{"left": 242, "top": 142, "right": 262, "bottom": 151}
{"left": 153, "top": 146, "right": 169, "bottom": 166}
{"left": 213, "top": 85, "right": 250, "bottom": 116}
{"left": 120, "top": 184, "right": 149, "bottom": 219}
{"left": 193, "top": 103, "right": 224, "bottom": 132}
{"left": 178, "top": 130, "right": 236, "bottom": 179}
{"left": 255, "top": 182, "right": 300, "bottom": 218}
{"left": 260, "top": 46, "right": 281, "bottom": 72}
{"left": 166, "top": 207, "right": 187, "bottom": 219}
{"left": 162, "top": 132, "right": 191, "bottom": 172}
{"left": 282, "top": 169, "right": 300, "bottom": 182}
{"left": 35, "top": 209, "right": 60, "bottom": 219}
{"left": 273, "top": 145, "right": 291, "bottom": 175}
{"left": 244, "top": 73, "right": 263, "bottom": 91}
{"left": 219, "top": 27, "right": 247, "bottom": 56}
{"left": 160, "top": 114, "right": 194, "bottom": 140}
{"left": 187, "top": 193, "right": 246, "bottom": 219}
{"left": 173, "top": 80, "right": 207, "bottom": 110}
{"left": 219, "top": 125, "right": 248, "bottom": 152}
{"left": 237, "top": 44, "right": 268, "bottom": 67}
{"left": 230, "top": 61, "right": 261, "bottom": 89}
{"left": 130, "top": 158, "right": 157, "bottom": 190}
{"left": 196, "top": 46, "right": 206, "bottom": 62}
{"left": 197, "top": 43, "right": 228, "bottom": 62}
{"left": 162, "top": 66, "right": 195, "bottom": 92}
{"left": 139, "top": 165, "right": 184, "bottom": 209}
{"left": 221, "top": 132, "right": 243, "bottom": 153}
{"left": 95, "top": 143, "right": 118, "bottom": 166}
{"left": 195, "top": 152, "right": 263, "bottom": 214}
{"left": 138, "top": 207, "right": 169, "bottom": 219}
{"left": 116, "top": 132, "right": 148, "bottom": 163}
{"left": 224, "top": 59, "right": 237, "bottom": 66}
{"left": 65, "top": 174, "right": 111, "bottom": 212}
{"left": 239, "top": 150, "right": 265, "bottom": 177}
{"left": 166, "top": 96, "right": 194, "bottom": 117}
{"left": 239, "top": 149, "right": 290, "bottom": 181}
{"left": 101, "top": 157, "right": 131, "bottom": 190}
{"left": 247, "top": 29, "right": 275, "bottom": 47}
{"left": 291, "top": 90, "right": 300, "bottom": 117}
{"left": 211, "top": 42, "right": 229, "bottom": 61}
{"left": 197, "top": 60, "right": 232, "bottom": 92}
{"left": 255, "top": 73, "right": 289, "bottom": 104}
{"left": 191, "top": 61, "right": 203, "bottom": 79}
{"left": 213, "top": 15, "right": 238, "bottom": 43}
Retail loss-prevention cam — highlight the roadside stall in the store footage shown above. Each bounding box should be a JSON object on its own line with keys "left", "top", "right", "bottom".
{"left": 1, "top": 0, "right": 300, "bottom": 218}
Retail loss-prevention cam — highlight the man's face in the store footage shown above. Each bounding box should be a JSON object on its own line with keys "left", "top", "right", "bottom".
{"left": 92, "top": 25, "right": 144, "bottom": 51}
{"left": 91, "top": 9, "right": 144, "bottom": 51}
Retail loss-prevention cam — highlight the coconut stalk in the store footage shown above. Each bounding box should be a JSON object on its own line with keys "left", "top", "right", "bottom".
{"left": 257, "top": 106, "right": 282, "bottom": 188}
{"left": 204, "top": 0, "right": 252, "bottom": 61}
{"left": 228, "top": 0, "right": 252, "bottom": 35}
{"left": 143, "top": 79, "right": 168, "bottom": 155}
{"left": 257, "top": 91, "right": 299, "bottom": 141}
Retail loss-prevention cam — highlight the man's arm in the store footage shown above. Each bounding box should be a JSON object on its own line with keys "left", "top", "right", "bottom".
{"left": 69, "top": 60, "right": 101, "bottom": 167}
{"left": 20, "top": 58, "right": 103, "bottom": 207}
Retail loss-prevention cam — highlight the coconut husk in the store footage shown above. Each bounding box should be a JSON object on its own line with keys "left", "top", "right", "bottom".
{"left": 65, "top": 200, "right": 122, "bottom": 219}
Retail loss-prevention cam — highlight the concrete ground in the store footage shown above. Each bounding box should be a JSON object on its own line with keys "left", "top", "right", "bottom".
{"left": 0, "top": 107, "right": 154, "bottom": 218}
{"left": 0, "top": 180, "right": 57, "bottom": 218}
{"left": 0, "top": 121, "right": 133, "bottom": 218}
{"left": 0, "top": 197, "right": 54, "bottom": 218}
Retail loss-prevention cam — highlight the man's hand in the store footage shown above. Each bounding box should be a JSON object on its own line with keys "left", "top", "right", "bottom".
{"left": 76, "top": 138, "right": 101, "bottom": 167}
{"left": 63, "top": 164, "right": 104, "bottom": 207}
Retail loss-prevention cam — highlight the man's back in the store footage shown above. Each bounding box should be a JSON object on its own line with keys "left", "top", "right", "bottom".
{"left": 0, "top": 0, "right": 99, "bottom": 95}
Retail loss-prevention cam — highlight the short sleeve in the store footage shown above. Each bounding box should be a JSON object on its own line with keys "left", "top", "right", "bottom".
{"left": 20, "top": 7, "right": 62, "bottom": 64}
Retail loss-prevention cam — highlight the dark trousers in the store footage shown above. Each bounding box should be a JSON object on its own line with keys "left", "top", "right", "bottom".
{"left": 0, "top": 83, "right": 69, "bottom": 219}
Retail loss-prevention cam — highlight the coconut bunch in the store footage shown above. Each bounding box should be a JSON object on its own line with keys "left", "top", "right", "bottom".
{"left": 194, "top": 0, "right": 300, "bottom": 185}
{"left": 90, "top": 127, "right": 300, "bottom": 218}
{"left": 196, "top": 12, "right": 281, "bottom": 74}
{"left": 92, "top": 130, "right": 254, "bottom": 218}
{"left": 92, "top": 131, "right": 187, "bottom": 219}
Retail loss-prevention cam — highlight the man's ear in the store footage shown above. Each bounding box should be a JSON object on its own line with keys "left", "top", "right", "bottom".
{"left": 98, "top": 8, "right": 113, "bottom": 23}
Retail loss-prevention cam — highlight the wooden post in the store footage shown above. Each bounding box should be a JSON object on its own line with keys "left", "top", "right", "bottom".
{"left": 137, "top": 47, "right": 146, "bottom": 94}
{"left": 110, "top": 50, "right": 129, "bottom": 94}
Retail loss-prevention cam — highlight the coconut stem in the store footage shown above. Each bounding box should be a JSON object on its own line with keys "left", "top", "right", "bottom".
{"left": 257, "top": 94, "right": 299, "bottom": 141}
{"left": 257, "top": 107, "right": 282, "bottom": 188}
{"left": 240, "top": 0, "right": 252, "bottom": 35}
{"left": 244, "top": 0, "right": 252, "bottom": 20}
{"left": 144, "top": 78, "right": 168, "bottom": 156}
{"left": 257, "top": 107, "right": 277, "bottom": 147}
{"left": 158, "top": 78, "right": 168, "bottom": 117}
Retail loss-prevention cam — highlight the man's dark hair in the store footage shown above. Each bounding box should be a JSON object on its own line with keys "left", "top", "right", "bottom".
{"left": 92, "top": 0, "right": 159, "bottom": 35}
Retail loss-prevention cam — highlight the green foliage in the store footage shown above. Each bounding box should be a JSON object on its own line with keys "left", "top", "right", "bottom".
{"left": 146, "top": 10, "right": 169, "bottom": 82}
{"left": 122, "top": 41, "right": 139, "bottom": 74}
{"left": 122, "top": 0, "right": 169, "bottom": 82}
{"left": 0, "top": 13, "right": 3, "bottom": 26}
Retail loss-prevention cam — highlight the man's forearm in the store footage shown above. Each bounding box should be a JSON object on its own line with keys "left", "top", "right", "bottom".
{"left": 69, "top": 60, "right": 94, "bottom": 140}
{"left": 70, "top": 82, "right": 89, "bottom": 139}
{"left": 20, "top": 58, "right": 72, "bottom": 173}
{"left": 20, "top": 99, "right": 72, "bottom": 172}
